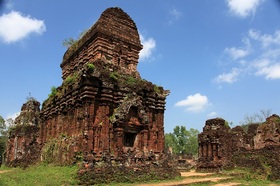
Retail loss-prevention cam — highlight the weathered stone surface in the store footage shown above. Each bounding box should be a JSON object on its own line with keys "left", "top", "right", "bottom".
{"left": 5, "top": 7, "right": 170, "bottom": 171}
{"left": 232, "top": 145, "right": 280, "bottom": 181}
{"left": 198, "top": 114, "right": 280, "bottom": 178}
{"left": 5, "top": 99, "right": 41, "bottom": 167}
{"left": 77, "top": 152, "right": 180, "bottom": 185}
{"left": 197, "top": 118, "right": 232, "bottom": 170}
{"left": 254, "top": 114, "right": 280, "bottom": 149}
{"left": 61, "top": 7, "right": 142, "bottom": 80}
{"left": 14, "top": 98, "right": 40, "bottom": 126}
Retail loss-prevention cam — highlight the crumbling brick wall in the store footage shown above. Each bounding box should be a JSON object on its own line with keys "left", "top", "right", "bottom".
{"left": 197, "top": 118, "right": 232, "bottom": 170}
{"left": 6, "top": 7, "right": 169, "bottom": 167}
{"left": 5, "top": 99, "right": 41, "bottom": 167}
{"left": 198, "top": 114, "right": 280, "bottom": 174}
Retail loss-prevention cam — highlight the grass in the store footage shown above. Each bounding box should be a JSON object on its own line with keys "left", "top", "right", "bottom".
{"left": 1, "top": 165, "right": 280, "bottom": 186}
{"left": 199, "top": 168, "right": 280, "bottom": 186}
{"left": 0, "top": 164, "right": 78, "bottom": 186}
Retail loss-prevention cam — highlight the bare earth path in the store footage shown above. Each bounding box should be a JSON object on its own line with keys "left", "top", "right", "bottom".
{"left": 136, "top": 170, "right": 241, "bottom": 186}
{"left": 0, "top": 170, "right": 12, "bottom": 174}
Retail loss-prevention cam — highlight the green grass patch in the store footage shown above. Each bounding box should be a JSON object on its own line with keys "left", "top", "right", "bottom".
{"left": 214, "top": 168, "right": 280, "bottom": 186}
{"left": 0, "top": 164, "right": 78, "bottom": 186}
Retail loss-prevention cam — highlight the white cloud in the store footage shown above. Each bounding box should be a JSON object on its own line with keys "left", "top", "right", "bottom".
{"left": 175, "top": 93, "right": 209, "bottom": 112}
{"left": 0, "top": 11, "right": 46, "bottom": 43}
{"left": 226, "top": 0, "right": 263, "bottom": 18}
{"left": 225, "top": 47, "right": 249, "bottom": 60}
{"left": 214, "top": 68, "right": 240, "bottom": 84}
{"left": 262, "top": 49, "right": 280, "bottom": 59}
{"left": 253, "top": 59, "right": 270, "bottom": 68}
{"left": 215, "top": 29, "right": 280, "bottom": 84}
{"left": 139, "top": 34, "right": 156, "bottom": 61}
{"left": 207, "top": 112, "right": 218, "bottom": 117}
{"left": 168, "top": 8, "right": 182, "bottom": 25}
{"left": 224, "top": 38, "right": 251, "bottom": 60}
{"left": 255, "top": 63, "right": 280, "bottom": 79}
{"left": 249, "top": 29, "right": 280, "bottom": 48}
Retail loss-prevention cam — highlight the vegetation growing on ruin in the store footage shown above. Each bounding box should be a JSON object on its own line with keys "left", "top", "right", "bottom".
{"left": 41, "top": 138, "right": 60, "bottom": 164}
{"left": 231, "top": 145, "right": 280, "bottom": 181}
{"left": 154, "top": 85, "right": 161, "bottom": 94}
{"left": 48, "top": 86, "right": 57, "bottom": 99}
{"left": 64, "top": 72, "right": 79, "bottom": 85}
{"left": 240, "top": 109, "right": 272, "bottom": 132}
{"left": 62, "top": 29, "right": 88, "bottom": 49}
{"left": 77, "top": 165, "right": 181, "bottom": 185}
{"left": 41, "top": 134, "right": 76, "bottom": 165}
{"left": 42, "top": 59, "right": 166, "bottom": 111}
{"left": 109, "top": 71, "right": 120, "bottom": 81}
{"left": 86, "top": 63, "right": 95, "bottom": 72}
{"left": 107, "top": 70, "right": 164, "bottom": 95}
{"left": 62, "top": 37, "right": 77, "bottom": 48}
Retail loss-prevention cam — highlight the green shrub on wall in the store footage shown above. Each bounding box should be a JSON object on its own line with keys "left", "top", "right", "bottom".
{"left": 41, "top": 138, "right": 60, "bottom": 164}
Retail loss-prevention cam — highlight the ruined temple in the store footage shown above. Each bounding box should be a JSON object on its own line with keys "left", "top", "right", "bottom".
{"left": 197, "top": 118, "right": 232, "bottom": 169}
{"left": 5, "top": 98, "right": 41, "bottom": 166}
{"left": 6, "top": 7, "right": 169, "bottom": 166}
{"left": 198, "top": 115, "right": 280, "bottom": 174}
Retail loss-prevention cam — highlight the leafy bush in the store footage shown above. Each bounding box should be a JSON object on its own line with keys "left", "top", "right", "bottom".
{"left": 48, "top": 86, "right": 57, "bottom": 98}
{"left": 110, "top": 72, "right": 120, "bottom": 81}
{"left": 64, "top": 73, "right": 78, "bottom": 85}
{"left": 87, "top": 63, "right": 95, "bottom": 72}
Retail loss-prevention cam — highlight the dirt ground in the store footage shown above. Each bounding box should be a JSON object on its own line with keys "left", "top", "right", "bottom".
{"left": 136, "top": 170, "right": 241, "bottom": 186}
{"left": 0, "top": 170, "right": 12, "bottom": 174}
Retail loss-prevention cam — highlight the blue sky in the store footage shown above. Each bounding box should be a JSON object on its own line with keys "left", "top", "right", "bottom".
{"left": 0, "top": 0, "right": 280, "bottom": 133}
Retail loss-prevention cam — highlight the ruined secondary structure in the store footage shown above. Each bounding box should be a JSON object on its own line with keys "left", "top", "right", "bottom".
{"left": 197, "top": 118, "right": 232, "bottom": 169}
{"left": 198, "top": 115, "right": 280, "bottom": 180}
{"left": 6, "top": 7, "right": 169, "bottom": 167}
{"left": 5, "top": 98, "right": 41, "bottom": 166}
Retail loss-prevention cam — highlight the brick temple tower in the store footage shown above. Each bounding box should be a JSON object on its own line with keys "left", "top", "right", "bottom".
{"left": 5, "top": 7, "right": 169, "bottom": 166}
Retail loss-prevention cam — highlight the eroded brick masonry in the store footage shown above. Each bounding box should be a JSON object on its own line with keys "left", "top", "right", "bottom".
{"left": 198, "top": 115, "right": 280, "bottom": 175}
{"left": 6, "top": 7, "right": 169, "bottom": 166}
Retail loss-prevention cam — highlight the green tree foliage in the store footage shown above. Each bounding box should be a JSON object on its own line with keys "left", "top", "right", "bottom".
{"left": 165, "top": 126, "right": 199, "bottom": 156}
{"left": 62, "top": 29, "right": 88, "bottom": 48}
{"left": 225, "top": 120, "right": 233, "bottom": 128}
{"left": 0, "top": 115, "right": 6, "bottom": 157}
{"left": 0, "top": 115, "right": 6, "bottom": 136}
{"left": 0, "top": 136, "right": 5, "bottom": 157}
{"left": 62, "top": 37, "right": 76, "bottom": 48}
{"left": 48, "top": 86, "right": 57, "bottom": 98}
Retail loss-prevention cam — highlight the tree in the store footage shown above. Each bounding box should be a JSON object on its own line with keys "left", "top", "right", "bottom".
{"left": 240, "top": 109, "right": 272, "bottom": 132}
{"left": 0, "top": 115, "right": 6, "bottom": 159}
{"left": 165, "top": 126, "right": 199, "bottom": 156}
{"left": 62, "top": 29, "right": 88, "bottom": 48}
{"left": 240, "top": 109, "right": 272, "bottom": 125}
{"left": 0, "top": 115, "right": 6, "bottom": 136}
{"left": 62, "top": 37, "right": 77, "bottom": 48}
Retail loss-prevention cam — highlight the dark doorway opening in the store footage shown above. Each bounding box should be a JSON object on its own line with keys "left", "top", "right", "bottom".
{"left": 124, "top": 132, "right": 136, "bottom": 147}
